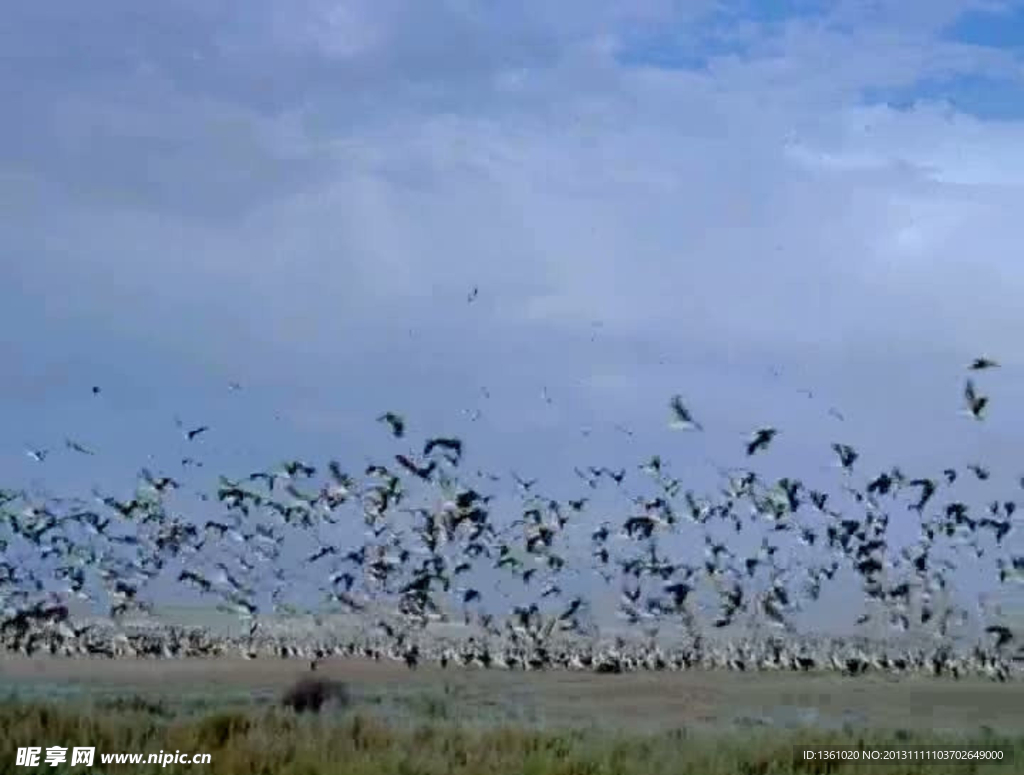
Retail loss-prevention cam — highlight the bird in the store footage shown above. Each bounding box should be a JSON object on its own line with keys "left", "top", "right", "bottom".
{"left": 395, "top": 454, "right": 436, "bottom": 481}
{"left": 377, "top": 412, "right": 405, "bottom": 438}
{"left": 668, "top": 395, "right": 703, "bottom": 431}
{"left": 746, "top": 427, "right": 778, "bottom": 456}
{"left": 968, "top": 464, "right": 990, "bottom": 481}
{"left": 985, "top": 625, "right": 1013, "bottom": 649}
{"left": 963, "top": 379, "right": 988, "bottom": 420}
{"left": 969, "top": 357, "right": 1000, "bottom": 371}
{"left": 2, "top": 384, "right": 1023, "bottom": 684}
{"left": 65, "top": 439, "right": 95, "bottom": 455}
{"left": 831, "top": 443, "right": 858, "bottom": 472}
{"left": 186, "top": 426, "right": 209, "bottom": 441}
{"left": 423, "top": 437, "right": 464, "bottom": 464}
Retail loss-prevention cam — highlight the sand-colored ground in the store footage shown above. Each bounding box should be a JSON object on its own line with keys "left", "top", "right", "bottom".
{"left": 2, "top": 656, "right": 1022, "bottom": 734}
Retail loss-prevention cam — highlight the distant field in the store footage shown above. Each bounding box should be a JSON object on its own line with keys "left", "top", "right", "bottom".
{"left": 2, "top": 656, "right": 1023, "bottom": 736}
{"left": 0, "top": 679, "right": 1021, "bottom": 774}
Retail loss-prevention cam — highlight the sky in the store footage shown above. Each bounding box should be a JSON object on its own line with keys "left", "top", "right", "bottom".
{"left": 3, "top": 1, "right": 1024, "bottom": 630}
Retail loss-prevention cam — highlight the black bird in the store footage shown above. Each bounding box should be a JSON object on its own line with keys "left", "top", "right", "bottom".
{"left": 187, "top": 426, "right": 209, "bottom": 441}
{"left": 968, "top": 464, "right": 990, "bottom": 481}
{"left": 963, "top": 379, "right": 988, "bottom": 420}
{"left": 282, "top": 460, "right": 316, "bottom": 478}
{"left": 65, "top": 438, "right": 95, "bottom": 455}
{"left": 141, "top": 468, "right": 179, "bottom": 493}
{"left": 377, "top": 412, "right": 405, "bottom": 438}
{"left": 746, "top": 427, "right": 778, "bottom": 456}
{"left": 908, "top": 478, "right": 936, "bottom": 513}
{"left": 668, "top": 395, "right": 703, "bottom": 431}
{"left": 985, "top": 625, "right": 1013, "bottom": 649}
{"left": 831, "top": 443, "right": 858, "bottom": 471}
{"left": 424, "top": 437, "right": 463, "bottom": 464}
{"left": 395, "top": 454, "right": 436, "bottom": 481}
{"left": 969, "top": 357, "right": 1000, "bottom": 370}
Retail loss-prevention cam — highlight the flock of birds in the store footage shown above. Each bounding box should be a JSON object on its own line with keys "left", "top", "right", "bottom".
{"left": 2, "top": 357, "right": 1022, "bottom": 682}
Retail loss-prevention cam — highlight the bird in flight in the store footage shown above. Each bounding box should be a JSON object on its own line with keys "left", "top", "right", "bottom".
{"left": 746, "top": 427, "right": 778, "bottom": 456}
{"left": 969, "top": 357, "right": 1000, "bottom": 371}
{"left": 175, "top": 416, "right": 210, "bottom": 440}
{"left": 963, "top": 379, "right": 988, "bottom": 420}
{"left": 377, "top": 412, "right": 405, "bottom": 439}
{"left": 65, "top": 438, "right": 95, "bottom": 455}
{"left": 831, "top": 443, "right": 858, "bottom": 472}
{"left": 668, "top": 395, "right": 702, "bottom": 431}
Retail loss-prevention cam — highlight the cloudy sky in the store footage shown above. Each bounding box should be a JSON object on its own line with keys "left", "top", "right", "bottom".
{"left": 4, "top": 1, "right": 1024, "bottom": 625}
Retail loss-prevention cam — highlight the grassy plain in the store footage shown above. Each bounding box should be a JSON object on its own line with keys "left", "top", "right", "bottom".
{"left": 0, "top": 657, "right": 1021, "bottom": 774}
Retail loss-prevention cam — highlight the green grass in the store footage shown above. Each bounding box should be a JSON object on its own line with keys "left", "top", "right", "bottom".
{"left": 0, "top": 697, "right": 1020, "bottom": 775}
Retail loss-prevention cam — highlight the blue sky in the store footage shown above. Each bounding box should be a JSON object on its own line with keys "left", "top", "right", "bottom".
{"left": 3, "top": 1, "right": 1024, "bottom": 628}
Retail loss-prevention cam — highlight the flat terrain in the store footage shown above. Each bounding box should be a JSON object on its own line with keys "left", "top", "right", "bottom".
{"left": 2, "top": 656, "right": 1022, "bottom": 734}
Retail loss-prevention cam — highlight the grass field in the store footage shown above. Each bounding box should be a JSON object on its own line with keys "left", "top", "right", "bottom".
{"left": 1, "top": 657, "right": 1022, "bottom": 774}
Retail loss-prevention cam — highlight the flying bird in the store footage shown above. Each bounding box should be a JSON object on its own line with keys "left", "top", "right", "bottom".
{"left": 423, "top": 437, "right": 464, "bottom": 463}
{"left": 969, "top": 357, "right": 1000, "bottom": 371}
{"left": 968, "top": 464, "right": 990, "bottom": 481}
{"left": 65, "top": 439, "right": 95, "bottom": 455}
{"left": 746, "top": 427, "right": 778, "bottom": 456}
{"left": 963, "top": 379, "right": 988, "bottom": 420}
{"left": 668, "top": 395, "right": 703, "bottom": 431}
{"left": 377, "top": 412, "right": 405, "bottom": 438}
{"left": 831, "top": 443, "right": 858, "bottom": 472}
{"left": 395, "top": 454, "right": 436, "bottom": 481}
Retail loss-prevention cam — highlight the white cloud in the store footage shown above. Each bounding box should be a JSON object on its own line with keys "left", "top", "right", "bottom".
{"left": 3, "top": 3, "right": 1024, "bottom": 623}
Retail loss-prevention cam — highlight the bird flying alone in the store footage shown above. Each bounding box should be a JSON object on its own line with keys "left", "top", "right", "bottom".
{"left": 831, "top": 443, "right": 858, "bottom": 472}
{"left": 963, "top": 379, "right": 988, "bottom": 420}
{"left": 65, "top": 438, "right": 95, "bottom": 455}
{"left": 969, "top": 357, "right": 1000, "bottom": 371}
{"left": 668, "top": 395, "right": 703, "bottom": 431}
{"left": 746, "top": 427, "right": 778, "bottom": 456}
{"left": 377, "top": 412, "right": 405, "bottom": 439}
